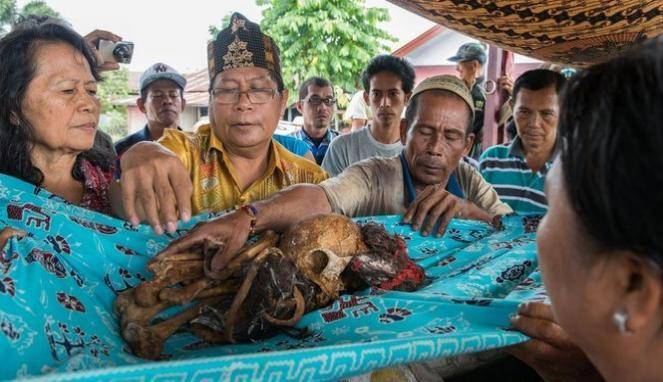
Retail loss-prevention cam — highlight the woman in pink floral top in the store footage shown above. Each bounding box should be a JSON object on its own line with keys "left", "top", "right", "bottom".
{"left": 0, "top": 18, "right": 118, "bottom": 218}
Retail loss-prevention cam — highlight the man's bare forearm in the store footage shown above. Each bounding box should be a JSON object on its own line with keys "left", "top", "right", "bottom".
{"left": 252, "top": 184, "right": 332, "bottom": 233}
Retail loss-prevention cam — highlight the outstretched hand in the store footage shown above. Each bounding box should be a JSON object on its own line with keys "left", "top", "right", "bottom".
{"left": 120, "top": 142, "right": 193, "bottom": 234}
{"left": 157, "top": 210, "right": 253, "bottom": 273}
{"left": 402, "top": 184, "right": 492, "bottom": 237}
{"left": 507, "top": 301, "right": 603, "bottom": 382}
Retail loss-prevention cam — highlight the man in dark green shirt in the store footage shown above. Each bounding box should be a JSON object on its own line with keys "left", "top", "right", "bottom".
{"left": 449, "top": 42, "right": 487, "bottom": 158}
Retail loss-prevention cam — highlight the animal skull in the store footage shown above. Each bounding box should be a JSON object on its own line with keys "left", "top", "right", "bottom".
{"left": 279, "top": 214, "right": 367, "bottom": 301}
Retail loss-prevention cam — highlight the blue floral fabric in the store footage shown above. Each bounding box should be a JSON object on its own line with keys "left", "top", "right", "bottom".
{"left": 0, "top": 174, "right": 545, "bottom": 381}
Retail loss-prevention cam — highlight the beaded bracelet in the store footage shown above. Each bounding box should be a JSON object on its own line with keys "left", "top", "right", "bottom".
{"left": 238, "top": 204, "right": 258, "bottom": 236}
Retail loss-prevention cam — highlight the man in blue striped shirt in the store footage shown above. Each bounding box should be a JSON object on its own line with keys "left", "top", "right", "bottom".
{"left": 479, "top": 69, "right": 566, "bottom": 214}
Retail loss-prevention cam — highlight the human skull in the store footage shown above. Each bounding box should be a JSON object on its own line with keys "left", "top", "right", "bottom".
{"left": 279, "top": 213, "right": 366, "bottom": 300}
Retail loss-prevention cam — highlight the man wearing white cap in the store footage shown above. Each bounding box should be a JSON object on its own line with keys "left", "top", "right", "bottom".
{"left": 160, "top": 75, "right": 512, "bottom": 271}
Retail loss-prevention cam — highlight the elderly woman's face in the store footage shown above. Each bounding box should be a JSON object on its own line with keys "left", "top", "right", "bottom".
{"left": 537, "top": 159, "right": 616, "bottom": 360}
{"left": 21, "top": 41, "right": 100, "bottom": 155}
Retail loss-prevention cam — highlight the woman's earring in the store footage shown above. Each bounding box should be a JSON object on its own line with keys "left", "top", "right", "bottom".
{"left": 9, "top": 112, "right": 20, "bottom": 126}
{"left": 612, "top": 309, "right": 633, "bottom": 335}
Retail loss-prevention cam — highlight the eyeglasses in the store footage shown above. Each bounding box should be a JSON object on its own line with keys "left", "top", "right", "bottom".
{"left": 211, "top": 88, "right": 277, "bottom": 104}
{"left": 303, "top": 95, "right": 336, "bottom": 107}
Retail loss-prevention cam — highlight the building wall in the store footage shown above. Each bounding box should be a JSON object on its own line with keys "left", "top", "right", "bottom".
{"left": 400, "top": 29, "right": 543, "bottom": 86}
{"left": 406, "top": 30, "right": 474, "bottom": 66}
{"left": 412, "top": 63, "right": 543, "bottom": 87}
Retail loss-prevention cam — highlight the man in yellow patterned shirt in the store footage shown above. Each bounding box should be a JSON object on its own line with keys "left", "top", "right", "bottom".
{"left": 159, "top": 123, "right": 326, "bottom": 216}
{"left": 116, "top": 13, "right": 327, "bottom": 234}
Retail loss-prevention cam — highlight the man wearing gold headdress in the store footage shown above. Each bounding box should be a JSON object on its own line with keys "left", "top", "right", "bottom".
{"left": 115, "top": 13, "right": 327, "bottom": 234}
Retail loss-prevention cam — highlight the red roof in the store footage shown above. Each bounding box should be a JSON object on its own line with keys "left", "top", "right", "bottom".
{"left": 392, "top": 25, "right": 445, "bottom": 57}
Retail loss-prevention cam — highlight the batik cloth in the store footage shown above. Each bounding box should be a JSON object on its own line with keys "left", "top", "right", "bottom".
{"left": 0, "top": 173, "right": 545, "bottom": 381}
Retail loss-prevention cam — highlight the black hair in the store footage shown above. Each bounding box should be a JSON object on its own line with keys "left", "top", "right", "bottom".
{"left": 506, "top": 119, "right": 517, "bottom": 141}
{"left": 298, "top": 76, "right": 333, "bottom": 100}
{"left": 512, "top": 69, "right": 567, "bottom": 101}
{"left": 558, "top": 37, "right": 663, "bottom": 266}
{"left": 270, "top": 71, "right": 285, "bottom": 93}
{"left": 361, "top": 55, "right": 416, "bottom": 94}
{"left": 0, "top": 16, "right": 111, "bottom": 186}
{"left": 404, "top": 89, "right": 473, "bottom": 134}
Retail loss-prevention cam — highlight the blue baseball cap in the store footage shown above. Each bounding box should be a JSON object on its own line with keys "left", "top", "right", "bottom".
{"left": 140, "top": 63, "right": 187, "bottom": 92}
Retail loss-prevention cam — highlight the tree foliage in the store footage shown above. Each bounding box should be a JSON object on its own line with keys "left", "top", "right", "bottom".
{"left": 258, "top": 0, "right": 395, "bottom": 103}
{"left": 211, "top": 0, "right": 395, "bottom": 104}
{"left": 0, "top": 0, "right": 60, "bottom": 35}
{"left": 208, "top": 12, "right": 232, "bottom": 40}
{"left": 19, "top": 0, "right": 59, "bottom": 19}
{"left": 98, "top": 69, "right": 131, "bottom": 140}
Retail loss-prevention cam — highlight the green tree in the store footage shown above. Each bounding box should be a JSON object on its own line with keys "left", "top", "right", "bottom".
{"left": 98, "top": 69, "right": 131, "bottom": 141}
{"left": 208, "top": 12, "right": 232, "bottom": 40}
{"left": 258, "top": 0, "right": 396, "bottom": 103}
{"left": 0, "top": 0, "right": 16, "bottom": 34}
{"left": 20, "top": 0, "right": 59, "bottom": 18}
{"left": 0, "top": 0, "right": 61, "bottom": 35}
{"left": 210, "top": 1, "right": 395, "bottom": 104}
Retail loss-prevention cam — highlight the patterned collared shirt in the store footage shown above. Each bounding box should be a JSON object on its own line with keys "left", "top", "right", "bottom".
{"left": 294, "top": 128, "right": 339, "bottom": 165}
{"left": 159, "top": 124, "right": 328, "bottom": 215}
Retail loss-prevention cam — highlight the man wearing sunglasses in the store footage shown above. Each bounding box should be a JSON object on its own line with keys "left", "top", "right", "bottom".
{"left": 294, "top": 77, "right": 339, "bottom": 165}
{"left": 115, "top": 13, "right": 327, "bottom": 234}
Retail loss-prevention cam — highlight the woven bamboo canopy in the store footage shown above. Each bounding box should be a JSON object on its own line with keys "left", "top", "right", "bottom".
{"left": 388, "top": 0, "right": 663, "bottom": 67}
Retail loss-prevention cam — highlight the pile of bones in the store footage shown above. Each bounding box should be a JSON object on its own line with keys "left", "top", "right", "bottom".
{"left": 114, "top": 213, "right": 427, "bottom": 359}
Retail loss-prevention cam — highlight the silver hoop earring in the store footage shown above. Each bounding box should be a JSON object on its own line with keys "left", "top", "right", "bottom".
{"left": 612, "top": 310, "right": 633, "bottom": 335}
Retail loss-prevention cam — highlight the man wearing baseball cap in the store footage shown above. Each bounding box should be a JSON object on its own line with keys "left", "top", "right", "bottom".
{"left": 161, "top": 75, "right": 512, "bottom": 269}
{"left": 448, "top": 42, "right": 487, "bottom": 158}
{"left": 114, "top": 63, "right": 187, "bottom": 158}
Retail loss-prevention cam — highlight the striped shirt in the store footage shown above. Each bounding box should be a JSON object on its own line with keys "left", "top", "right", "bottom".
{"left": 479, "top": 137, "right": 554, "bottom": 214}
{"left": 294, "top": 128, "right": 339, "bottom": 165}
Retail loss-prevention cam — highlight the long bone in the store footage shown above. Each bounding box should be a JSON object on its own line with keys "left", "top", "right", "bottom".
{"left": 133, "top": 259, "right": 204, "bottom": 307}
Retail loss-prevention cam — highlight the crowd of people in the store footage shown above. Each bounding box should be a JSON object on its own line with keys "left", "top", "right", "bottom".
{"left": 0, "top": 11, "right": 661, "bottom": 382}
